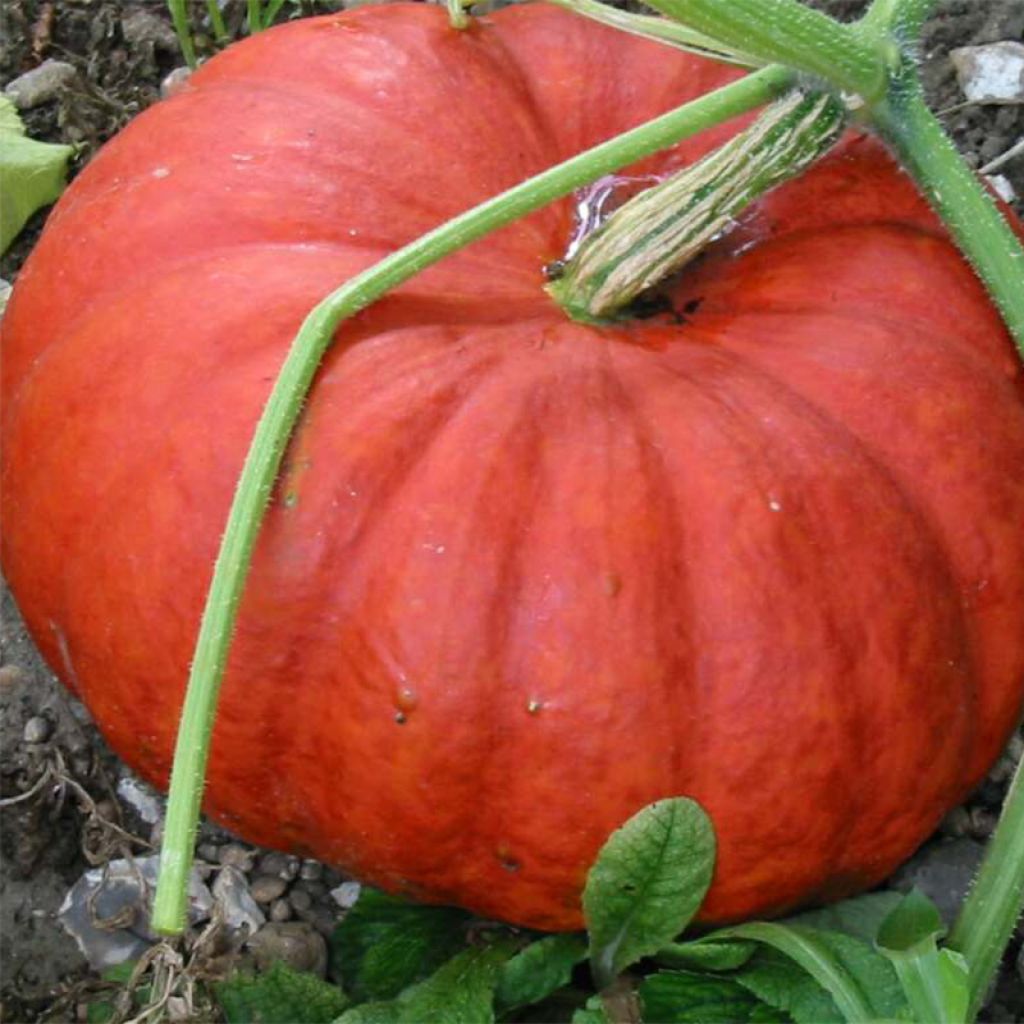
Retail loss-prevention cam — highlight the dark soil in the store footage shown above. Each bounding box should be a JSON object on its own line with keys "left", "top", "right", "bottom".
{"left": 2, "top": 1, "right": 1023, "bottom": 1021}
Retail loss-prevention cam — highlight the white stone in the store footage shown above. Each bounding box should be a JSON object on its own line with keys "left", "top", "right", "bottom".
{"left": 951, "top": 41, "right": 1024, "bottom": 104}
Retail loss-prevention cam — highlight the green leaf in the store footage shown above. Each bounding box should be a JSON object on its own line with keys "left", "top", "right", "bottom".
{"left": 583, "top": 798, "right": 716, "bottom": 989}
{"left": 217, "top": 962, "right": 349, "bottom": 1024}
{"left": 788, "top": 891, "right": 905, "bottom": 944}
{"left": 877, "top": 891, "right": 969, "bottom": 1024}
{"left": 397, "top": 944, "right": 512, "bottom": 1023}
{"left": 656, "top": 938, "right": 756, "bottom": 972}
{"left": 721, "top": 925, "right": 908, "bottom": 1024}
{"left": 877, "top": 889, "right": 945, "bottom": 954}
{"left": 571, "top": 994, "right": 611, "bottom": 1024}
{"left": 640, "top": 970, "right": 791, "bottom": 1023}
{"left": 334, "top": 1004, "right": 402, "bottom": 1024}
{"left": 0, "top": 95, "right": 74, "bottom": 255}
{"left": 495, "top": 933, "right": 588, "bottom": 1013}
{"left": 329, "top": 888, "right": 471, "bottom": 1002}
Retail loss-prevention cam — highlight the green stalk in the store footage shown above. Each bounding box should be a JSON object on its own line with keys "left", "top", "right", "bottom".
{"left": 643, "top": 0, "right": 886, "bottom": 99}
{"left": 861, "top": 0, "right": 937, "bottom": 41}
{"left": 870, "top": 82, "right": 1024, "bottom": 357}
{"left": 948, "top": 752, "right": 1024, "bottom": 1018}
{"left": 150, "top": 63, "right": 794, "bottom": 935}
{"left": 543, "top": 0, "right": 762, "bottom": 68}
{"left": 206, "top": 0, "right": 229, "bottom": 45}
{"left": 166, "top": 0, "right": 197, "bottom": 68}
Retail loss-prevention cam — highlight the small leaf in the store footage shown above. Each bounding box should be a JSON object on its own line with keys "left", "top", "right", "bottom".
{"left": 877, "top": 889, "right": 945, "bottom": 954}
{"left": 876, "top": 892, "right": 969, "bottom": 1024}
{"left": 329, "top": 888, "right": 470, "bottom": 1002}
{"left": 570, "top": 994, "right": 612, "bottom": 1024}
{"left": 583, "top": 798, "right": 715, "bottom": 989}
{"left": 217, "top": 962, "right": 348, "bottom": 1024}
{"left": 394, "top": 943, "right": 513, "bottom": 1023}
{"left": 0, "top": 95, "right": 74, "bottom": 254}
{"left": 656, "top": 938, "right": 756, "bottom": 972}
{"left": 333, "top": 1003, "right": 402, "bottom": 1024}
{"left": 495, "top": 933, "right": 588, "bottom": 1013}
{"left": 639, "top": 970, "right": 790, "bottom": 1023}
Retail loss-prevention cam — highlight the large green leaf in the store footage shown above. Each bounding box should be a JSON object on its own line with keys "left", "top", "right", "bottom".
{"left": 583, "top": 798, "right": 716, "bottom": 989}
{"left": 640, "top": 970, "right": 790, "bottom": 1023}
{"left": 495, "top": 933, "right": 588, "bottom": 1013}
{"left": 329, "top": 888, "right": 470, "bottom": 1002}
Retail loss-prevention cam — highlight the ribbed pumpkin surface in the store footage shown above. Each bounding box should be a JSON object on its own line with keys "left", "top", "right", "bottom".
{"left": 3, "top": 3, "right": 1024, "bottom": 930}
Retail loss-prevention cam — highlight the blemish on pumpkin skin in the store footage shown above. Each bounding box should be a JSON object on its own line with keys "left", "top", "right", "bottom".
{"left": 526, "top": 699, "right": 543, "bottom": 715}
{"left": 496, "top": 846, "right": 521, "bottom": 873}
{"left": 604, "top": 572, "right": 622, "bottom": 597}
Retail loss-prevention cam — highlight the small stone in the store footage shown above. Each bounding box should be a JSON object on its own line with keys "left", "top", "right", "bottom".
{"left": 288, "top": 888, "right": 312, "bottom": 913}
{"left": 269, "top": 898, "right": 292, "bottom": 923}
{"left": 212, "top": 866, "right": 265, "bottom": 938}
{"left": 330, "top": 881, "right": 362, "bottom": 909}
{"left": 309, "top": 908, "right": 338, "bottom": 937}
{"left": 257, "top": 852, "right": 289, "bottom": 877}
{"left": 951, "top": 42, "right": 1024, "bottom": 105}
{"left": 299, "top": 860, "right": 323, "bottom": 882}
{"left": 58, "top": 856, "right": 213, "bottom": 970}
{"left": 160, "top": 66, "right": 193, "bottom": 100}
{"left": 219, "top": 844, "right": 255, "bottom": 872}
{"left": 121, "top": 10, "right": 180, "bottom": 53}
{"left": 23, "top": 716, "right": 52, "bottom": 744}
{"left": 248, "top": 922, "right": 327, "bottom": 978}
{"left": 4, "top": 60, "right": 78, "bottom": 109}
{"left": 889, "top": 837, "right": 985, "bottom": 925}
{"left": 986, "top": 174, "right": 1017, "bottom": 205}
{"left": 281, "top": 855, "right": 301, "bottom": 881}
{"left": 250, "top": 874, "right": 288, "bottom": 905}
{"left": 116, "top": 776, "right": 163, "bottom": 825}
{"left": 939, "top": 806, "right": 971, "bottom": 838}
{"left": 969, "top": 806, "right": 999, "bottom": 838}
{"left": 0, "top": 664, "right": 25, "bottom": 687}
{"left": 197, "top": 843, "right": 221, "bottom": 863}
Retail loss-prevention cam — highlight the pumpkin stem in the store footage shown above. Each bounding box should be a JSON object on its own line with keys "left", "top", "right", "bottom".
{"left": 447, "top": 0, "right": 470, "bottom": 31}
{"left": 547, "top": 90, "right": 846, "bottom": 323}
{"left": 150, "top": 63, "right": 795, "bottom": 936}
{"left": 642, "top": 0, "right": 888, "bottom": 102}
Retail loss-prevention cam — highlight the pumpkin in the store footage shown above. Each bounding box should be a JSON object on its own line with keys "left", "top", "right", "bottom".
{"left": 3, "top": 2, "right": 1023, "bottom": 932}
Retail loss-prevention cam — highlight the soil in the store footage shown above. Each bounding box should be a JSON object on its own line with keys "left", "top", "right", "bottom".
{"left": 1, "top": 1, "right": 1023, "bottom": 1021}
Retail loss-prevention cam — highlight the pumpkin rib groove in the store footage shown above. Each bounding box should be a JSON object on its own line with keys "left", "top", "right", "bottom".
{"left": 641, "top": 343, "right": 978, "bottom": 884}
{"left": 599, "top": 343, "right": 695, "bottom": 801}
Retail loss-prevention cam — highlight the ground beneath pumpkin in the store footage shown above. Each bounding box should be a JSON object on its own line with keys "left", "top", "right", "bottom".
{"left": 2, "top": 0, "right": 1023, "bottom": 1021}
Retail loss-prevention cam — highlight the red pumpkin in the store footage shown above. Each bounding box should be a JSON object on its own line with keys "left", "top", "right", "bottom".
{"left": 3, "top": 3, "right": 1023, "bottom": 931}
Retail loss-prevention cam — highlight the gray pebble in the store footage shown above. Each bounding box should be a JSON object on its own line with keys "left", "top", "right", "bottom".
{"left": 4, "top": 60, "right": 77, "bottom": 110}
{"left": 330, "top": 881, "right": 362, "bottom": 909}
{"left": 219, "top": 844, "right": 255, "bottom": 873}
{"left": 257, "top": 852, "right": 289, "bottom": 877}
{"left": 269, "top": 898, "right": 292, "bottom": 923}
{"left": 121, "top": 10, "right": 180, "bottom": 53}
{"left": 969, "top": 806, "right": 998, "bottom": 838}
{"left": 250, "top": 874, "right": 288, "bottom": 904}
{"left": 288, "top": 888, "right": 312, "bottom": 913}
{"left": 939, "top": 806, "right": 971, "bottom": 838}
{"left": 299, "top": 860, "right": 323, "bottom": 882}
{"left": 160, "top": 66, "right": 193, "bottom": 100}
{"left": 282, "top": 855, "right": 301, "bottom": 882}
{"left": 197, "top": 843, "right": 221, "bottom": 863}
{"left": 0, "top": 664, "right": 26, "bottom": 687}
{"left": 248, "top": 922, "right": 327, "bottom": 978}
{"left": 23, "top": 716, "right": 53, "bottom": 744}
